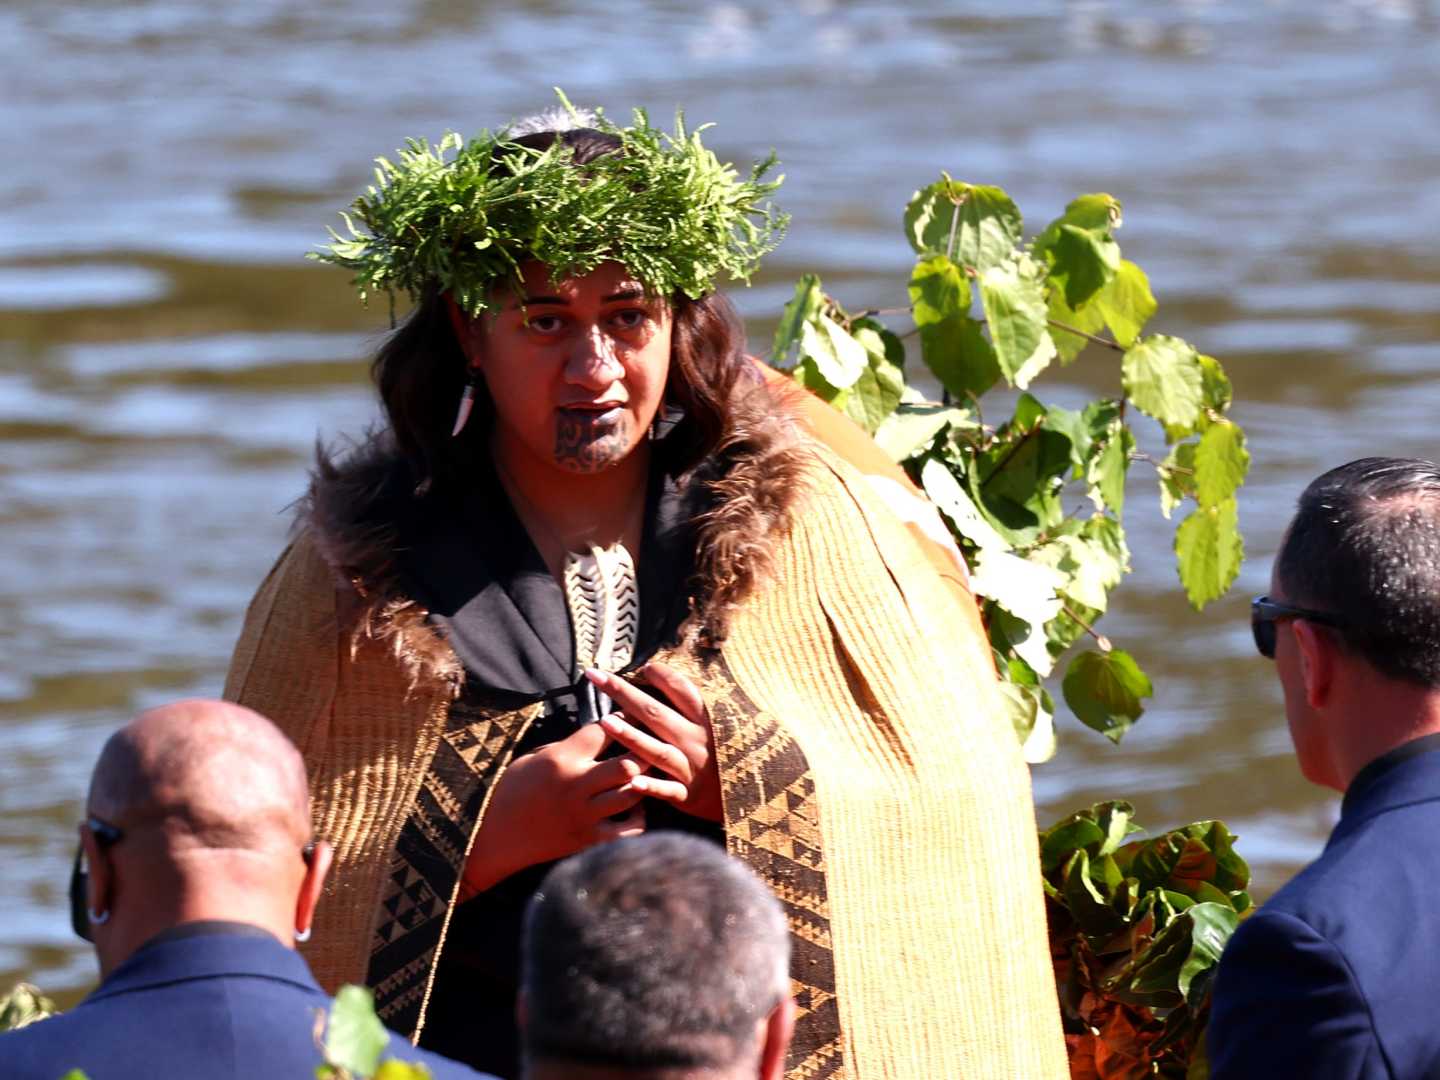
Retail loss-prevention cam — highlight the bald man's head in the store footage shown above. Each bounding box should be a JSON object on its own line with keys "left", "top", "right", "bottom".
{"left": 87, "top": 699, "right": 310, "bottom": 855}
{"left": 77, "top": 699, "right": 330, "bottom": 974}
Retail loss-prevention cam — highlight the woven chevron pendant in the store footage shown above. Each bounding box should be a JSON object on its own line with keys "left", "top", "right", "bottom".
{"left": 563, "top": 541, "right": 639, "bottom": 672}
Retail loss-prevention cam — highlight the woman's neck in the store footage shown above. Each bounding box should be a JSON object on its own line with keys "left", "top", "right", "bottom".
{"left": 492, "top": 437, "right": 651, "bottom": 572}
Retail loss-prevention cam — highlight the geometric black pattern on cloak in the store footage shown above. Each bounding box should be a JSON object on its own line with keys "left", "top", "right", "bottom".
{"left": 365, "top": 695, "right": 541, "bottom": 1036}
{"left": 702, "top": 654, "right": 845, "bottom": 1080}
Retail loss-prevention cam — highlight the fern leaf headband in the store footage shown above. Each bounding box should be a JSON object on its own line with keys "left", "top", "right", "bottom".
{"left": 312, "top": 92, "right": 787, "bottom": 318}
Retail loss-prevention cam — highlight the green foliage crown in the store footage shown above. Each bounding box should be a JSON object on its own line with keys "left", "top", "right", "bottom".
{"left": 313, "top": 90, "right": 787, "bottom": 317}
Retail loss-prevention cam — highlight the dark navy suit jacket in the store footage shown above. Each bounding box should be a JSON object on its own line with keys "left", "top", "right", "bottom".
{"left": 1209, "top": 738, "right": 1440, "bottom": 1080}
{"left": 0, "top": 922, "right": 490, "bottom": 1080}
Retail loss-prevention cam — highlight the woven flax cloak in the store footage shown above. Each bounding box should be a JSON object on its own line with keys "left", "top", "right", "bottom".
{"left": 223, "top": 443, "right": 1068, "bottom": 1079}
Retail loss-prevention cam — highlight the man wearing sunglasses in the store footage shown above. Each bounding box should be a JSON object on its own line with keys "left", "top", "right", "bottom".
{"left": 1209, "top": 457, "right": 1440, "bottom": 1080}
{"left": 0, "top": 699, "right": 488, "bottom": 1080}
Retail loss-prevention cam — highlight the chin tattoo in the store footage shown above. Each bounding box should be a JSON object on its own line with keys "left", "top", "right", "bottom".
{"left": 555, "top": 414, "right": 633, "bottom": 473}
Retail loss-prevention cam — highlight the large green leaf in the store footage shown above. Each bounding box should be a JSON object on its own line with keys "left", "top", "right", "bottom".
{"left": 1062, "top": 648, "right": 1153, "bottom": 744}
{"left": 973, "top": 411, "right": 1073, "bottom": 542}
{"left": 972, "top": 549, "right": 1066, "bottom": 675}
{"left": 799, "top": 312, "right": 869, "bottom": 391}
{"left": 1062, "top": 849, "right": 1131, "bottom": 941}
{"left": 1122, "top": 335, "right": 1205, "bottom": 433}
{"left": 1088, "top": 424, "right": 1134, "bottom": 518}
{"left": 904, "top": 177, "right": 1022, "bottom": 270}
{"left": 1038, "top": 400, "right": 1090, "bottom": 470}
{"left": 0, "top": 983, "right": 57, "bottom": 1032}
{"left": 874, "top": 403, "right": 971, "bottom": 462}
{"left": 1046, "top": 223, "right": 1120, "bottom": 309}
{"left": 1198, "top": 352, "right": 1233, "bottom": 412}
{"left": 1033, "top": 531, "right": 1126, "bottom": 614}
{"left": 980, "top": 258, "right": 1056, "bottom": 388}
{"left": 1095, "top": 259, "right": 1157, "bottom": 347}
{"left": 908, "top": 256, "right": 1001, "bottom": 399}
{"left": 1107, "top": 901, "right": 1238, "bottom": 1008}
{"left": 1039, "top": 800, "right": 1140, "bottom": 872}
{"left": 852, "top": 317, "right": 906, "bottom": 370}
{"left": 1175, "top": 496, "right": 1243, "bottom": 609}
{"left": 325, "top": 985, "right": 390, "bottom": 1079}
{"left": 919, "top": 457, "right": 1008, "bottom": 552}
{"left": 1158, "top": 440, "right": 1198, "bottom": 519}
{"left": 994, "top": 678, "right": 1056, "bottom": 764}
{"left": 791, "top": 353, "right": 841, "bottom": 402}
{"left": 1034, "top": 194, "right": 1122, "bottom": 312}
{"left": 1047, "top": 281, "right": 1107, "bottom": 362}
{"left": 1193, "top": 421, "right": 1250, "bottom": 507}
{"left": 837, "top": 347, "right": 905, "bottom": 435}
{"left": 771, "top": 273, "right": 823, "bottom": 367}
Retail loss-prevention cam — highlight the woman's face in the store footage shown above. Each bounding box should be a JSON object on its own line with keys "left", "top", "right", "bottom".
{"left": 458, "top": 260, "right": 673, "bottom": 477}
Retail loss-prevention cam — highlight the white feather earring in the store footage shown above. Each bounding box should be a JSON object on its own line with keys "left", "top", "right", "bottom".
{"left": 451, "top": 370, "right": 483, "bottom": 437}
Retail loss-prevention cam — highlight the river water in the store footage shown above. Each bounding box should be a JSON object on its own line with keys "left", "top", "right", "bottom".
{"left": 3, "top": 0, "right": 1439, "bottom": 1002}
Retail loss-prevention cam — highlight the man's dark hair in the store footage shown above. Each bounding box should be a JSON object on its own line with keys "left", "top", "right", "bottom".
{"left": 1277, "top": 456, "right": 1440, "bottom": 687}
{"left": 521, "top": 833, "right": 790, "bottom": 1072}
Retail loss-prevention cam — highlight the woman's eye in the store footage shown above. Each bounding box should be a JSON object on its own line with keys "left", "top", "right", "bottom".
{"left": 612, "top": 309, "right": 648, "bottom": 331}
{"left": 527, "top": 314, "right": 563, "bottom": 334}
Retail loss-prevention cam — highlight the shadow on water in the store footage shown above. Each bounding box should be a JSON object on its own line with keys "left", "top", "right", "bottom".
{"left": 4, "top": 0, "right": 1440, "bottom": 999}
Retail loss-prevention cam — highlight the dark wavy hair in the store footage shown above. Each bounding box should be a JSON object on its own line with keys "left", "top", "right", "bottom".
{"left": 367, "top": 127, "right": 802, "bottom": 645}
{"left": 1277, "top": 456, "right": 1440, "bottom": 688}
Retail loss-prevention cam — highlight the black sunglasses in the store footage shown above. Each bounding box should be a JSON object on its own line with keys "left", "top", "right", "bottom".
{"left": 1251, "top": 595, "right": 1344, "bottom": 659}
{"left": 69, "top": 815, "right": 125, "bottom": 944}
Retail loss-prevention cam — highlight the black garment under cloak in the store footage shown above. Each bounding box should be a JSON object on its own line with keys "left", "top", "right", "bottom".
{"left": 398, "top": 435, "right": 724, "bottom": 1078}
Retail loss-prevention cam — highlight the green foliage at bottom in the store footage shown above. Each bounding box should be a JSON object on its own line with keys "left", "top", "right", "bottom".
{"left": 1041, "top": 801, "right": 1251, "bottom": 1079}
{"left": 317, "top": 985, "right": 432, "bottom": 1080}
{"left": 0, "top": 982, "right": 57, "bottom": 1032}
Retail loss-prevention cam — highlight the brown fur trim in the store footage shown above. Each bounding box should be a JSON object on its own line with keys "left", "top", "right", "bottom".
{"left": 688, "top": 377, "right": 813, "bottom": 647}
{"left": 300, "top": 380, "right": 811, "bottom": 683}
{"left": 299, "top": 432, "right": 464, "bottom": 695}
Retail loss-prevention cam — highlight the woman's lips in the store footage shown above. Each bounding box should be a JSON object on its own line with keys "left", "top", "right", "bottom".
{"left": 558, "top": 404, "right": 624, "bottom": 425}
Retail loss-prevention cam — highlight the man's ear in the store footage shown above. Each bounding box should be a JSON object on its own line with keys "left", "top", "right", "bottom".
{"left": 1293, "top": 619, "right": 1336, "bottom": 710}
{"left": 80, "top": 824, "right": 112, "bottom": 917}
{"left": 758, "top": 994, "right": 796, "bottom": 1080}
{"left": 295, "top": 839, "right": 334, "bottom": 943}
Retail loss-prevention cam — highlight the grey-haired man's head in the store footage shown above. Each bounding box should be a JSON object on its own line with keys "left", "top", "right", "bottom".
{"left": 520, "top": 833, "right": 794, "bottom": 1080}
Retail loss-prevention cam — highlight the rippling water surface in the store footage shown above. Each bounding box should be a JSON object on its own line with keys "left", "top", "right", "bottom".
{"left": 4, "top": 0, "right": 1439, "bottom": 1002}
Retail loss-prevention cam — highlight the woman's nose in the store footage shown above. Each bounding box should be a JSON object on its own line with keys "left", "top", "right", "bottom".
{"left": 564, "top": 325, "right": 625, "bottom": 388}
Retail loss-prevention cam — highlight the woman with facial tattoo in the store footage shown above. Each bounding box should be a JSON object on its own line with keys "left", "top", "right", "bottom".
{"left": 224, "top": 99, "right": 1068, "bottom": 1080}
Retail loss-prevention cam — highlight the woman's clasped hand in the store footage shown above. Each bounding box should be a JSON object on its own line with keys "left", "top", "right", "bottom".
{"left": 589, "top": 661, "right": 723, "bottom": 824}
{"left": 461, "top": 662, "right": 720, "bottom": 897}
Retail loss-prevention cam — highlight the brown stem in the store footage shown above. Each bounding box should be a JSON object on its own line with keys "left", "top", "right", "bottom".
{"left": 1049, "top": 319, "right": 1124, "bottom": 353}
{"left": 1063, "top": 604, "right": 1112, "bottom": 652}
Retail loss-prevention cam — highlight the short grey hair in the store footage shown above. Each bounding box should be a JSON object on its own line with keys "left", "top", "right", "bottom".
{"left": 521, "top": 833, "right": 790, "bottom": 1071}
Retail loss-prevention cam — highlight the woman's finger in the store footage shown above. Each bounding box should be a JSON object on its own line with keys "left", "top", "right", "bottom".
{"left": 587, "top": 784, "right": 646, "bottom": 819}
{"left": 582, "top": 752, "right": 644, "bottom": 796}
{"left": 638, "top": 660, "right": 707, "bottom": 724}
{"left": 564, "top": 717, "right": 614, "bottom": 760}
{"left": 598, "top": 712, "right": 691, "bottom": 782}
{"left": 629, "top": 773, "right": 690, "bottom": 805}
{"left": 584, "top": 667, "right": 694, "bottom": 744}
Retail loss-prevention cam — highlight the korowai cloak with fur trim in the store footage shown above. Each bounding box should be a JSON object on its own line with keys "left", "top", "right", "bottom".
{"left": 223, "top": 430, "right": 1068, "bottom": 1080}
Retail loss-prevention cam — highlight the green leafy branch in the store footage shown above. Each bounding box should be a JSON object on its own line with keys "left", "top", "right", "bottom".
{"left": 1040, "top": 802, "right": 1251, "bottom": 1079}
{"left": 315, "top": 985, "right": 431, "bottom": 1080}
{"left": 772, "top": 176, "right": 1250, "bottom": 756}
